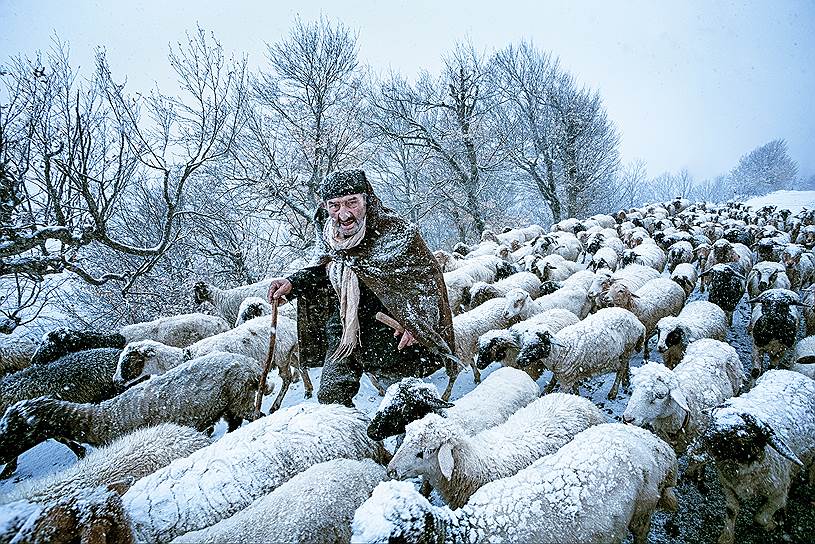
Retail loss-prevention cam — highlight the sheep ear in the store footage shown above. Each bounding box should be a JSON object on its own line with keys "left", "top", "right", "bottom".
{"left": 670, "top": 389, "right": 690, "bottom": 415}
{"left": 699, "top": 268, "right": 711, "bottom": 277}
{"left": 742, "top": 413, "right": 803, "bottom": 467}
{"left": 437, "top": 442, "right": 455, "bottom": 480}
{"left": 417, "top": 388, "right": 455, "bottom": 410}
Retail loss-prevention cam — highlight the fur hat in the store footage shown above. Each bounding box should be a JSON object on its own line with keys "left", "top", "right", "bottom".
{"left": 319, "top": 170, "right": 369, "bottom": 201}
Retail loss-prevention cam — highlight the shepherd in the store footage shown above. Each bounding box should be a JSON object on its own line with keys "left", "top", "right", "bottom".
{"left": 267, "top": 170, "right": 456, "bottom": 407}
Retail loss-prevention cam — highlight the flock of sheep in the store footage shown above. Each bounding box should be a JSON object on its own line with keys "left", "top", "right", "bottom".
{"left": 1, "top": 197, "right": 815, "bottom": 543}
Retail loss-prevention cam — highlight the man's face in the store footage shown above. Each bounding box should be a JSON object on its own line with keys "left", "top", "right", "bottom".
{"left": 326, "top": 193, "right": 367, "bottom": 238}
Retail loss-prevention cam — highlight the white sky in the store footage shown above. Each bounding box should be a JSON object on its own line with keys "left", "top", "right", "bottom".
{"left": 2, "top": 0, "right": 813, "bottom": 181}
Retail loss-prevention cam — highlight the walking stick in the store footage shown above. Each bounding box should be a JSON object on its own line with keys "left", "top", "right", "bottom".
{"left": 253, "top": 298, "right": 279, "bottom": 419}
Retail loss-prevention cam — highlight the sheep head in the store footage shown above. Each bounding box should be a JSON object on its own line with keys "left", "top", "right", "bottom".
{"left": 367, "top": 379, "right": 453, "bottom": 441}
{"left": 603, "top": 283, "right": 636, "bottom": 309}
{"left": 192, "top": 281, "right": 212, "bottom": 304}
{"left": 516, "top": 330, "right": 555, "bottom": 368}
{"left": 620, "top": 250, "right": 637, "bottom": 267}
{"left": 468, "top": 282, "right": 498, "bottom": 310}
{"left": 655, "top": 320, "right": 688, "bottom": 355}
{"left": 538, "top": 281, "right": 562, "bottom": 296}
{"left": 387, "top": 414, "right": 460, "bottom": 482}
{"left": 477, "top": 329, "right": 517, "bottom": 369}
{"left": 0, "top": 397, "right": 63, "bottom": 466}
{"left": 502, "top": 289, "right": 531, "bottom": 320}
{"left": 114, "top": 340, "right": 162, "bottom": 385}
{"left": 701, "top": 407, "right": 802, "bottom": 467}
{"left": 622, "top": 363, "right": 687, "bottom": 431}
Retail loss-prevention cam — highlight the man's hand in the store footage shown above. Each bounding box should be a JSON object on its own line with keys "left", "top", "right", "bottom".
{"left": 397, "top": 329, "right": 417, "bottom": 350}
{"left": 267, "top": 278, "right": 292, "bottom": 303}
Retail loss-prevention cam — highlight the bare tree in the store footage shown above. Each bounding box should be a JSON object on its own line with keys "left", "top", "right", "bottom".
{"left": 730, "top": 138, "right": 798, "bottom": 197}
{"left": 0, "top": 29, "right": 247, "bottom": 332}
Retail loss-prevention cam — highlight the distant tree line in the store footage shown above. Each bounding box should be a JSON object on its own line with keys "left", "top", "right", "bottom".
{"left": 0, "top": 19, "right": 804, "bottom": 334}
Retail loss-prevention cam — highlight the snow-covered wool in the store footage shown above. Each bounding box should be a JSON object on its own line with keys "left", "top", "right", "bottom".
{"left": 602, "top": 277, "right": 686, "bottom": 359}
{"left": 172, "top": 459, "right": 383, "bottom": 544}
{"left": 30, "top": 328, "right": 126, "bottom": 365}
{"left": 748, "top": 288, "right": 804, "bottom": 377}
{"left": 695, "top": 370, "right": 815, "bottom": 544}
{"left": 701, "top": 263, "right": 747, "bottom": 326}
{"left": 670, "top": 263, "right": 699, "bottom": 298}
{"left": 790, "top": 335, "right": 815, "bottom": 379}
{"left": 708, "top": 239, "right": 754, "bottom": 275}
{"left": 1, "top": 423, "right": 209, "bottom": 506}
{"left": 444, "top": 260, "right": 500, "bottom": 314}
{"left": 434, "top": 252, "right": 512, "bottom": 276}
{"left": 367, "top": 367, "right": 539, "bottom": 441}
{"left": 666, "top": 240, "right": 694, "bottom": 272}
{"left": 442, "top": 295, "right": 526, "bottom": 399}
{"left": 588, "top": 245, "right": 619, "bottom": 272}
{"left": 233, "top": 296, "right": 297, "bottom": 325}
{"left": 653, "top": 301, "right": 728, "bottom": 369}
{"left": 516, "top": 307, "right": 645, "bottom": 400}
{"left": 623, "top": 339, "right": 744, "bottom": 456}
{"left": 746, "top": 261, "right": 791, "bottom": 299}
{"left": 0, "top": 338, "right": 35, "bottom": 377}
{"left": 115, "top": 314, "right": 304, "bottom": 410}
{"left": 503, "top": 283, "right": 591, "bottom": 322}
{"left": 780, "top": 244, "right": 815, "bottom": 291}
{"left": 494, "top": 224, "right": 544, "bottom": 247}
{"left": 463, "top": 240, "right": 513, "bottom": 261}
{"left": 587, "top": 263, "right": 661, "bottom": 313}
{"left": 530, "top": 253, "right": 584, "bottom": 282}
{"left": 621, "top": 243, "right": 667, "bottom": 272}
{"left": 2, "top": 484, "right": 134, "bottom": 544}
{"left": 193, "top": 278, "right": 275, "bottom": 327}
{"left": 123, "top": 403, "right": 386, "bottom": 543}
{"left": 546, "top": 233, "right": 583, "bottom": 262}
{"left": 803, "top": 286, "right": 815, "bottom": 337}
{"left": 355, "top": 423, "right": 677, "bottom": 544}
{"left": 0, "top": 352, "right": 260, "bottom": 465}
{"left": 550, "top": 217, "right": 582, "bottom": 234}
{"left": 466, "top": 271, "right": 541, "bottom": 311}
{"left": 477, "top": 308, "right": 579, "bottom": 375}
{"left": 387, "top": 393, "right": 605, "bottom": 509}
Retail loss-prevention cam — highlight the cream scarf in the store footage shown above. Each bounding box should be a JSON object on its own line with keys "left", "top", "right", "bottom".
{"left": 324, "top": 216, "right": 367, "bottom": 362}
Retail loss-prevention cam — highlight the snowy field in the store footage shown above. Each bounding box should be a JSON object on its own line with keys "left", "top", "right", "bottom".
{"left": 1, "top": 190, "right": 814, "bottom": 542}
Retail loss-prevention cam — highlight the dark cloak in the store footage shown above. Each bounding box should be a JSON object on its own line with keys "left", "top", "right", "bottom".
{"left": 292, "top": 180, "right": 455, "bottom": 371}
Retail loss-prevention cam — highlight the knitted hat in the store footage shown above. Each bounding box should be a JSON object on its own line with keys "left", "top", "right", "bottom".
{"left": 319, "top": 170, "right": 369, "bottom": 201}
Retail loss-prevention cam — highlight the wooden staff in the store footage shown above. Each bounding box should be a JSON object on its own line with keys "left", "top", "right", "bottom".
{"left": 253, "top": 298, "right": 279, "bottom": 419}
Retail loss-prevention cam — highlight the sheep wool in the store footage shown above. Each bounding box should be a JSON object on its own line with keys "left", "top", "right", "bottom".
{"left": 123, "top": 403, "right": 385, "bottom": 543}
{"left": 172, "top": 459, "right": 385, "bottom": 544}
{"left": 354, "top": 424, "right": 677, "bottom": 544}
{"left": 653, "top": 301, "right": 728, "bottom": 369}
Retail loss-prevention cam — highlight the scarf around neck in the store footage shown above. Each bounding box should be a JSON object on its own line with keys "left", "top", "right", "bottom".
{"left": 323, "top": 215, "right": 367, "bottom": 361}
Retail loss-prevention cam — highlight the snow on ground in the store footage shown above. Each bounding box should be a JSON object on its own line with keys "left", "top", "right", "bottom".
{"left": 743, "top": 190, "right": 815, "bottom": 214}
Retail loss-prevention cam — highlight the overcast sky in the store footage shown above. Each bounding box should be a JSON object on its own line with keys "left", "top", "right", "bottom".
{"left": 2, "top": 0, "right": 814, "bottom": 181}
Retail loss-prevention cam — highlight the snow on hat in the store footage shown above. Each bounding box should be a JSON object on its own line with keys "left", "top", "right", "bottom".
{"left": 319, "top": 170, "right": 369, "bottom": 201}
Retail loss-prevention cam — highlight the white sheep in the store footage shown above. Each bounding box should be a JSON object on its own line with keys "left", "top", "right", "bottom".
{"left": 477, "top": 308, "right": 579, "bottom": 379}
{"left": 623, "top": 339, "right": 745, "bottom": 458}
{"left": 515, "top": 307, "right": 645, "bottom": 399}
{"left": 695, "top": 370, "right": 815, "bottom": 544}
{"left": 367, "top": 366, "right": 540, "bottom": 441}
{"left": 1, "top": 423, "right": 210, "bottom": 506}
{"left": 670, "top": 262, "right": 699, "bottom": 297}
{"left": 466, "top": 271, "right": 540, "bottom": 310}
{"left": 116, "top": 313, "right": 306, "bottom": 411}
{"left": 530, "top": 254, "right": 584, "bottom": 282}
{"left": 503, "top": 283, "right": 590, "bottom": 322}
{"left": 666, "top": 240, "right": 694, "bottom": 272}
{"left": 494, "top": 224, "right": 544, "bottom": 246}
{"left": 444, "top": 260, "right": 498, "bottom": 314}
{"left": 621, "top": 242, "right": 667, "bottom": 272}
{"left": 354, "top": 423, "right": 678, "bottom": 544}
{"left": 747, "top": 261, "right": 791, "bottom": 299}
{"left": 123, "top": 403, "right": 386, "bottom": 543}
{"left": 193, "top": 278, "right": 276, "bottom": 326}
{"left": 653, "top": 301, "right": 728, "bottom": 369}
{"left": 172, "top": 458, "right": 385, "bottom": 544}
{"left": 0, "top": 352, "right": 261, "bottom": 466}
{"left": 387, "top": 392, "right": 605, "bottom": 508}
{"left": 234, "top": 296, "right": 297, "bottom": 325}
{"left": 587, "top": 263, "right": 660, "bottom": 313}
{"left": 588, "top": 245, "right": 619, "bottom": 272}
{"left": 780, "top": 244, "right": 815, "bottom": 291}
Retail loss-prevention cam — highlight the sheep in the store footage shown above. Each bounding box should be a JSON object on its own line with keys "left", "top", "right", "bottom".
{"left": 587, "top": 263, "right": 661, "bottom": 313}
{"left": 444, "top": 260, "right": 500, "bottom": 314}
{"left": 493, "top": 224, "right": 544, "bottom": 246}
{"left": 503, "top": 283, "right": 591, "bottom": 323}
{"left": 780, "top": 244, "right": 815, "bottom": 291}
{"left": 122, "top": 403, "right": 387, "bottom": 543}
{"left": 670, "top": 262, "right": 699, "bottom": 298}
{"left": 652, "top": 301, "right": 728, "bottom": 369}
{"left": 666, "top": 240, "right": 694, "bottom": 272}
{"left": 622, "top": 339, "right": 745, "bottom": 465}
{"left": 693, "top": 370, "right": 815, "bottom": 544}
{"left": 172, "top": 458, "right": 385, "bottom": 544}
{"left": 701, "top": 263, "right": 747, "bottom": 326}
{"left": 515, "top": 307, "right": 646, "bottom": 399}
{"left": 367, "top": 366, "right": 540, "bottom": 441}
{"left": 748, "top": 288, "right": 804, "bottom": 378}
{"left": 0, "top": 337, "right": 36, "bottom": 377}
{"left": 708, "top": 239, "right": 754, "bottom": 275}
{"left": 746, "top": 261, "right": 791, "bottom": 300}
{"left": 1, "top": 423, "right": 210, "bottom": 506}
{"left": 529, "top": 254, "right": 584, "bottom": 282}
{"left": 233, "top": 295, "right": 297, "bottom": 325}
{"left": 1, "top": 483, "right": 134, "bottom": 544}
{"left": 790, "top": 335, "right": 815, "bottom": 379}
{"left": 0, "top": 348, "right": 121, "bottom": 479}
{"left": 621, "top": 243, "right": 667, "bottom": 272}
{"left": 602, "top": 277, "right": 687, "bottom": 359}
{"left": 387, "top": 392, "right": 606, "bottom": 509}
{"left": 0, "top": 352, "right": 261, "bottom": 468}
{"left": 115, "top": 313, "right": 306, "bottom": 412}
{"left": 354, "top": 423, "right": 678, "bottom": 544}
{"left": 31, "top": 314, "right": 231, "bottom": 366}
{"left": 193, "top": 277, "right": 276, "bottom": 326}
{"left": 465, "top": 271, "right": 540, "bottom": 310}
{"left": 588, "top": 245, "right": 619, "bottom": 272}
